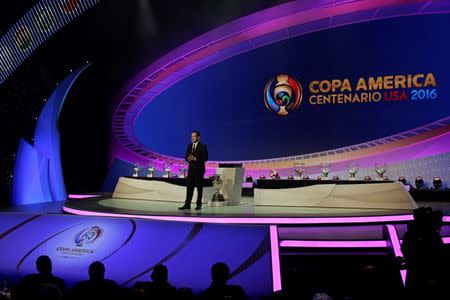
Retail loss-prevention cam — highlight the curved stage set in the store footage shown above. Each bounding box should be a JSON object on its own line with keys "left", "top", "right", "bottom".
{"left": 6, "top": 0, "right": 450, "bottom": 298}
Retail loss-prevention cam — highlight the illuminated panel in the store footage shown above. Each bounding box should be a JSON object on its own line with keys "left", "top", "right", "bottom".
{"left": 0, "top": 0, "right": 100, "bottom": 84}
{"left": 110, "top": 0, "right": 450, "bottom": 168}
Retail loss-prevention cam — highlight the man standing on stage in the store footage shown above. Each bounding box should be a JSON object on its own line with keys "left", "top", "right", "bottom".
{"left": 178, "top": 130, "right": 208, "bottom": 211}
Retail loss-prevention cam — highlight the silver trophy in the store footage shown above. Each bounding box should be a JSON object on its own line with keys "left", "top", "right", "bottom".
{"left": 294, "top": 162, "right": 305, "bottom": 180}
{"left": 320, "top": 163, "right": 331, "bottom": 180}
{"left": 374, "top": 162, "right": 387, "bottom": 181}
{"left": 179, "top": 166, "right": 187, "bottom": 178}
{"left": 147, "top": 164, "right": 155, "bottom": 178}
{"left": 133, "top": 163, "right": 140, "bottom": 177}
{"left": 211, "top": 174, "right": 225, "bottom": 203}
{"left": 163, "top": 163, "right": 172, "bottom": 178}
{"left": 347, "top": 163, "right": 359, "bottom": 180}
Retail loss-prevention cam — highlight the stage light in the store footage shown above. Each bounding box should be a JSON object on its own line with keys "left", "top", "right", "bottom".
{"left": 332, "top": 175, "right": 340, "bottom": 180}
{"left": 317, "top": 176, "right": 323, "bottom": 180}
{"left": 287, "top": 175, "right": 294, "bottom": 180}
{"left": 303, "top": 175, "right": 310, "bottom": 180}
{"left": 415, "top": 176, "right": 424, "bottom": 189}
{"left": 259, "top": 175, "right": 266, "bottom": 179}
{"left": 382, "top": 175, "right": 389, "bottom": 181}
{"left": 432, "top": 177, "right": 442, "bottom": 190}
{"left": 364, "top": 175, "right": 371, "bottom": 181}
{"left": 245, "top": 176, "right": 253, "bottom": 182}
{"left": 398, "top": 176, "right": 407, "bottom": 185}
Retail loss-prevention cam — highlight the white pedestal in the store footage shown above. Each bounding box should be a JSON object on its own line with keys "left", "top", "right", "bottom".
{"left": 215, "top": 167, "right": 244, "bottom": 206}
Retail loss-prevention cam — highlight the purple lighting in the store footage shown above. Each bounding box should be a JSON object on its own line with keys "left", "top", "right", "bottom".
{"left": 269, "top": 225, "right": 282, "bottom": 292}
{"left": 68, "top": 194, "right": 102, "bottom": 199}
{"left": 279, "top": 240, "right": 388, "bottom": 248}
{"left": 387, "top": 224, "right": 407, "bottom": 285}
{"left": 110, "top": 0, "right": 450, "bottom": 168}
{"left": 63, "top": 206, "right": 422, "bottom": 225}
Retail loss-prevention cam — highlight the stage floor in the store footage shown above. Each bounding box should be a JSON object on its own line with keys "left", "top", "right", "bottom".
{"left": 63, "top": 195, "right": 418, "bottom": 224}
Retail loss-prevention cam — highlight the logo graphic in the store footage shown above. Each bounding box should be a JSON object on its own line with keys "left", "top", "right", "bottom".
{"left": 62, "top": 0, "right": 82, "bottom": 13}
{"left": 0, "top": 46, "right": 13, "bottom": 74}
{"left": 35, "top": 6, "right": 56, "bottom": 33}
{"left": 73, "top": 226, "right": 103, "bottom": 247}
{"left": 14, "top": 26, "right": 33, "bottom": 51}
{"left": 264, "top": 74, "right": 302, "bottom": 116}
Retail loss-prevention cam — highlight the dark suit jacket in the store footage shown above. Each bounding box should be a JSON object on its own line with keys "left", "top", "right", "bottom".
{"left": 185, "top": 142, "right": 208, "bottom": 176}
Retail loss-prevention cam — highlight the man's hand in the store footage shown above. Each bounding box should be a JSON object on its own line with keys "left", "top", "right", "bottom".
{"left": 187, "top": 154, "right": 196, "bottom": 162}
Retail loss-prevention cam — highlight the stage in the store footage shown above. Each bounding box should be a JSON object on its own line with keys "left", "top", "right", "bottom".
{"left": 62, "top": 176, "right": 418, "bottom": 224}
{"left": 63, "top": 195, "right": 417, "bottom": 221}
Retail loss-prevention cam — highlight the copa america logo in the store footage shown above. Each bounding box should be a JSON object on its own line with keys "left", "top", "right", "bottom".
{"left": 264, "top": 74, "right": 302, "bottom": 116}
{"left": 73, "top": 226, "right": 103, "bottom": 247}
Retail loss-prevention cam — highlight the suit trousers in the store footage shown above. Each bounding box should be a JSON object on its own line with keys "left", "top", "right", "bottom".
{"left": 184, "top": 172, "right": 204, "bottom": 206}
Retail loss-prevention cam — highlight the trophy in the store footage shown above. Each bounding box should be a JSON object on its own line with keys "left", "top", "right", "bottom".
{"left": 294, "top": 162, "right": 305, "bottom": 180}
{"left": 374, "top": 162, "right": 387, "bottom": 181}
{"left": 320, "top": 163, "right": 330, "bottom": 180}
{"left": 147, "top": 164, "right": 155, "bottom": 178}
{"left": 179, "top": 166, "right": 187, "bottom": 178}
{"left": 211, "top": 174, "right": 225, "bottom": 202}
{"left": 347, "top": 163, "right": 359, "bottom": 180}
{"left": 270, "top": 170, "right": 280, "bottom": 179}
{"left": 133, "top": 163, "right": 140, "bottom": 177}
{"left": 163, "top": 163, "right": 172, "bottom": 178}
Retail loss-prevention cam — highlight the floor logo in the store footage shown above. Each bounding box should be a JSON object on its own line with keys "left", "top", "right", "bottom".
{"left": 73, "top": 226, "right": 103, "bottom": 247}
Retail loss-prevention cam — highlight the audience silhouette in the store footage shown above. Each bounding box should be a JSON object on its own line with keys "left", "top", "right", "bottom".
{"left": 401, "top": 207, "right": 449, "bottom": 298}
{"left": 199, "top": 262, "right": 247, "bottom": 300}
{"left": 71, "top": 261, "right": 120, "bottom": 300}
{"left": 9, "top": 239, "right": 448, "bottom": 300}
{"left": 16, "top": 255, "right": 65, "bottom": 300}
{"left": 133, "top": 264, "right": 176, "bottom": 300}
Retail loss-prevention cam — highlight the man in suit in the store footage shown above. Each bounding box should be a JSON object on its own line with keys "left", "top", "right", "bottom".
{"left": 178, "top": 130, "right": 208, "bottom": 210}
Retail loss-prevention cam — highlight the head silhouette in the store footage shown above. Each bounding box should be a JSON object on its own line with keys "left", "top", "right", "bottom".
{"left": 211, "top": 262, "right": 230, "bottom": 286}
{"left": 151, "top": 264, "right": 168, "bottom": 284}
{"left": 36, "top": 255, "right": 52, "bottom": 275}
{"left": 89, "top": 261, "right": 105, "bottom": 281}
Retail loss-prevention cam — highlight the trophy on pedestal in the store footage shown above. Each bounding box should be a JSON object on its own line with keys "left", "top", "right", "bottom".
{"left": 320, "top": 163, "right": 331, "bottom": 180}
{"left": 294, "top": 162, "right": 305, "bottom": 180}
{"left": 270, "top": 170, "right": 280, "bottom": 179}
{"left": 347, "top": 163, "right": 359, "bottom": 180}
{"left": 133, "top": 163, "right": 140, "bottom": 177}
{"left": 179, "top": 166, "right": 187, "bottom": 178}
{"left": 211, "top": 174, "right": 225, "bottom": 205}
{"left": 147, "top": 164, "right": 155, "bottom": 178}
{"left": 374, "top": 162, "right": 387, "bottom": 181}
{"left": 163, "top": 163, "right": 172, "bottom": 178}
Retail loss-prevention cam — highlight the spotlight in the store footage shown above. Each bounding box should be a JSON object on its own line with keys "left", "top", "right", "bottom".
{"left": 415, "top": 176, "right": 424, "bottom": 189}
{"left": 259, "top": 175, "right": 266, "bottom": 179}
{"left": 245, "top": 176, "right": 253, "bottom": 182}
{"left": 332, "top": 175, "right": 340, "bottom": 180}
{"left": 382, "top": 175, "right": 389, "bottom": 181}
{"left": 303, "top": 175, "right": 310, "bottom": 180}
{"left": 287, "top": 175, "right": 294, "bottom": 180}
{"left": 317, "top": 176, "right": 323, "bottom": 180}
{"left": 364, "top": 175, "right": 372, "bottom": 181}
{"left": 398, "top": 176, "right": 407, "bottom": 185}
{"left": 432, "top": 177, "right": 442, "bottom": 190}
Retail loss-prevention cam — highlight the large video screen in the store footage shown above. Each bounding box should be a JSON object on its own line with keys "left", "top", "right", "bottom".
{"left": 133, "top": 14, "right": 450, "bottom": 161}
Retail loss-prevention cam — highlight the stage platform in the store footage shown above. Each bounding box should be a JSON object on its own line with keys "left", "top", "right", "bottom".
{"left": 63, "top": 195, "right": 419, "bottom": 225}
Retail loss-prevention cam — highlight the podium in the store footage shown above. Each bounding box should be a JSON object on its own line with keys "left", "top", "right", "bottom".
{"left": 214, "top": 163, "right": 244, "bottom": 206}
